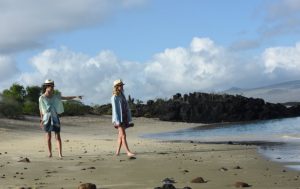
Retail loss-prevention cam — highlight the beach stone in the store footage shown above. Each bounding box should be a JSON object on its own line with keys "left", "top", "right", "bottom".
{"left": 162, "top": 178, "right": 176, "bottom": 184}
{"left": 191, "top": 177, "right": 206, "bottom": 183}
{"left": 234, "top": 182, "right": 250, "bottom": 188}
{"left": 219, "top": 167, "right": 228, "bottom": 171}
{"left": 183, "top": 187, "right": 192, "bottom": 189}
{"left": 129, "top": 156, "right": 136, "bottom": 160}
{"left": 234, "top": 166, "right": 242, "bottom": 169}
{"left": 162, "top": 184, "right": 176, "bottom": 189}
{"left": 78, "top": 183, "right": 97, "bottom": 189}
{"left": 18, "top": 158, "right": 30, "bottom": 163}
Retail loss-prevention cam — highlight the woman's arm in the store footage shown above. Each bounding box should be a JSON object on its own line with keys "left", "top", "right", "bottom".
{"left": 61, "top": 96, "right": 82, "bottom": 100}
{"left": 39, "top": 111, "right": 43, "bottom": 128}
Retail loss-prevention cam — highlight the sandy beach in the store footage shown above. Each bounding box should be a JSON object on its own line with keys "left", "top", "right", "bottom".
{"left": 0, "top": 115, "right": 300, "bottom": 189}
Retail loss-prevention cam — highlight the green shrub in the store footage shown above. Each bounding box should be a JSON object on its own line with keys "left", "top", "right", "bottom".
{"left": 92, "top": 104, "right": 112, "bottom": 115}
{"left": 0, "top": 98, "right": 23, "bottom": 118}
{"left": 22, "top": 100, "right": 39, "bottom": 115}
{"left": 62, "top": 100, "right": 90, "bottom": 116}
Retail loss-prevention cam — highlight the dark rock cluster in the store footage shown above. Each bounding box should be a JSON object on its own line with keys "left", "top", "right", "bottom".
{"left": 131, "top": 92, "right": 300, "bottom": 123}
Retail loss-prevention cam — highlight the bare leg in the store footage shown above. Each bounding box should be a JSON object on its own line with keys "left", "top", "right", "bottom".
{"left": 55, "top": 132, "right": 63, "bottom": 158}
{"left": 46, "top": 132, "right": 52, "bottom": 157}
{"left": 118, "top": 127, "right": 135, "bottom": 156}
{"left": 116, "top": 128, "right": 122, "bottom": 156}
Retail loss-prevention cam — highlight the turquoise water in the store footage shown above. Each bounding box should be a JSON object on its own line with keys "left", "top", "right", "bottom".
{"left": 143, "top": 117, "right": 300, "bottom": 171}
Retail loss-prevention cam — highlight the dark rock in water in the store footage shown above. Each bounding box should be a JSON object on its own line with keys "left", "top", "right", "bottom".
{"left": 162, "top": 184, "right": 176, "bottom": 189}
{"left": 183, "top": 187, "right": 192, "bottom": 189}
{"left": 78, "top": 183, "right": 97, "bottom": 189}
{"left": 191, "top": 177, "right": 206, "bottom": 183}
{"left": 228, "top": 141, "right": 234, "bottom": 145}
{"left": 234, "top": 182, "right": 251, "bottom": 188}
{"left": 18, "top": 158, "right": 30, "bottom": 163}
{"left": 17, "top": 187, "right": 32, "bottom": 189}
{"left": 154, "top": 187, "right": 162, "bottom": 189}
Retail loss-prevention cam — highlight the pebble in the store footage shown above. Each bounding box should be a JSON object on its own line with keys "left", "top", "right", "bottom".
{"left": 191, "top": 177, "right": 206, "bottom": 183}
{"left": 234, "top": 181, "right": 250, "bottom": 188}
{"left": 78, "top": 183, "right": 97, "bottom": 189}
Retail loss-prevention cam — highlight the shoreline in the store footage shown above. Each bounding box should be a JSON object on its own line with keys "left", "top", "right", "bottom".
{"left": 0, "top": 115, "right": 300, "bottom": 189}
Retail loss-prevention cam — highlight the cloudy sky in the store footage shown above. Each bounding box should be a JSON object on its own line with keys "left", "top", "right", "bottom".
{"left": 0, "top": 0, "right": 300, "bottom": 104}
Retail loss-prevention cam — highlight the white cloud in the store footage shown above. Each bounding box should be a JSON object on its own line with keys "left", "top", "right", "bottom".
{"left": 9, "top": 37, "right": 300, "bottom": 105}
{"left": 17, "top": 38, "right": 238, "bottom": 104}
{"left": 0, "top": 0, "right": 146, "bottom": 53}
{"left": 263, "top": 42, "right": 300, "bottom": 73}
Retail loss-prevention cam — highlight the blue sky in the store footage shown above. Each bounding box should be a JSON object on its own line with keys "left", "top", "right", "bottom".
{"left": 25, "top": 0, "right": 263, "bottom": 61}
{"left": 1, "top": 0, "right": 300, "bottom": 104}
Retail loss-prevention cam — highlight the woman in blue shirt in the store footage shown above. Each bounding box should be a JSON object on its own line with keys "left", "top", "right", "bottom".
{"left": 39, "top": 79, "right": 82, "bottom": 158}
{"left": 111, "top": 79, "right": 135, "bottom": 157}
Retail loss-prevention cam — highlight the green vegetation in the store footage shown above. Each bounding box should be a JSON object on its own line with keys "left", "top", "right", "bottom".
{"left": 0, "top": 83, "right": 92, "bottom": 118}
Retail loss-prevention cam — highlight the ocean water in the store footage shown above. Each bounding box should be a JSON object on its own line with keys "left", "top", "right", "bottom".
{"left": 142, "top": 116, "right": 300, "bottom": 171}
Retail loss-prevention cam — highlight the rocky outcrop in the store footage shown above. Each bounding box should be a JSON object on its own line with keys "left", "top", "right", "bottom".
{"left": 131, "top": 92, "right": 300, "bottom": 123}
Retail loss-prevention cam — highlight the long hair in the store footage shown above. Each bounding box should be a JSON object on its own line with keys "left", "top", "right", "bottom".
{"left": 112, "top": 86, "right": 121, "bottom": 96}
{"left": 42, "top": 85, "right": 47, "bottom": 94}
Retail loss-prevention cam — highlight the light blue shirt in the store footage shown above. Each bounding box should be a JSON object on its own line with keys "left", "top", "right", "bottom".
{"left": 111, "top": 93, "right": 132, "bottom": 125}
{"left": 39, "top": 94, "right": 64, "bottom": 126}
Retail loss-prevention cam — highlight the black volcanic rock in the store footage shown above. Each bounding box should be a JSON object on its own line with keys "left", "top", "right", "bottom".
{"left": 130, "top": 92, "right": 300, "bottom": 123}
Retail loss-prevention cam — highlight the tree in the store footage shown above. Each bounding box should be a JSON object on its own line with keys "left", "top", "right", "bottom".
{"left": 2, "top": 83, "right": 26, "bottom": 103}
{"left": 25, "top": 86, "right": 42, "bottom": 102}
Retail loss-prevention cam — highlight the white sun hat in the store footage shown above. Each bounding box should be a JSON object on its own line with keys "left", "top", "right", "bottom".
{"left": 113, "top": 79, "right": 125, "bottom": 87}
{"left": 43, "top": 79, "right": 54, "bottom": 86}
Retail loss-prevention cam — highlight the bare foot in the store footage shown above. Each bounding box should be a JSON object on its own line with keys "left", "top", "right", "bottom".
{"left": 115, "top": 152, "right": 120, "bottom": 156}
{"left": 48, "top": 154, "right": 52, "bottom": 158}
{"left": 59, "top": 154, "right": 63, "bottom": 159}
{"left": 127, "top": 152, "right": 135, "bottom": 157}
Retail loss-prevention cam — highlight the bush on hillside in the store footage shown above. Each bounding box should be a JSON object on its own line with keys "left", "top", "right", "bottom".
{"left": 62, "top": 100, "right": 90, "bottom": 116}
{"left": 22, "top": 100, "right": 39, "bottom": 115}
{"left": 0, "top": 98, "right": 23, "bottom": 119}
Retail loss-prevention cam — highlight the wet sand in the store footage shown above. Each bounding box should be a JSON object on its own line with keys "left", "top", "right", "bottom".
{"left": 0, "top": 115, "right": 299, "bottom": 189}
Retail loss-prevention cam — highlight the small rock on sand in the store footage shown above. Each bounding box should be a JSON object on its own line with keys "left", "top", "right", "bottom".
{"left": 234, "top": 181, "right": 251, "bottom": 188}
{"left": 162, "top": 184, "right": 176, "bottom": 189}
{"left": 18, "top": 158, "right": 30, "bottom": 163}
{"left": 219, "top": 167, "right": 228, "bottom": 172}
{"left": 162, "top": 178, "right": 176, "bottom": 184}
{"left": 78, "top": 183, "right": 97, "bottom": 189}
{"left": 233, "top": 166, "right": 242, "bottom": 169}
{"left": 191, "top": 177, "right": 206, "bottom": 183}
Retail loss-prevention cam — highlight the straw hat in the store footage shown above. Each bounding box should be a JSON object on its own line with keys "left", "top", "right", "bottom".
{"left": 113, "top": 79, "right": 125, "bottom": 87}
{"left": 43, "top": 79, "right": 54, "bottom": 86}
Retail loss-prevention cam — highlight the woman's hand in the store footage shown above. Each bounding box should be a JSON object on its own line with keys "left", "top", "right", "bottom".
{"left": 40, "top": 120, "right": 43, "bottom": 129}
